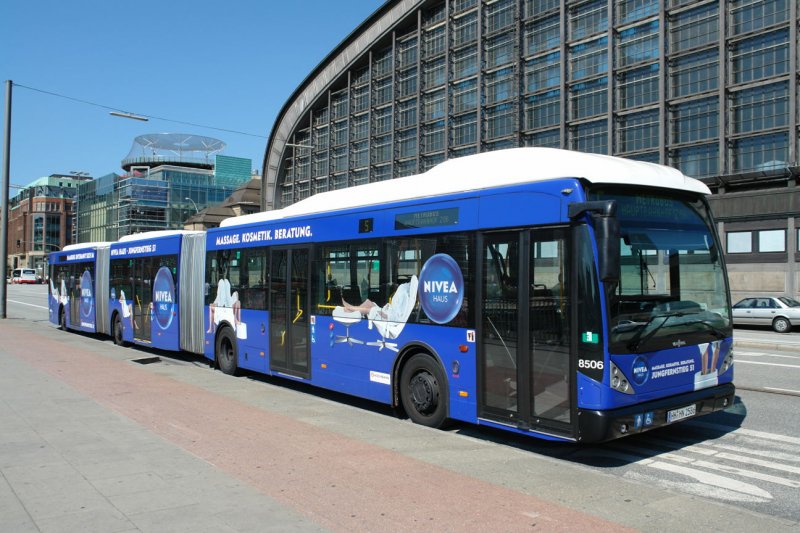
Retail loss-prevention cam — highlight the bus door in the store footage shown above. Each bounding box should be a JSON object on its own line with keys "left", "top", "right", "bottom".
{"left": 133, "top": 257, "right": 153, "bottom": 342}
{"left": 269, "top": 247, "right": 310, "bottom": 378}
{"left": 479, "top": 228, "right": 572, "bottom": 435}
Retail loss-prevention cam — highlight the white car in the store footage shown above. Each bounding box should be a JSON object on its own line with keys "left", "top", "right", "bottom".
{"left": 732, "top": 296, "right": 800, "bottom": 333}
{"left": 11, "top": 268, "right": 39, "bottom": 284}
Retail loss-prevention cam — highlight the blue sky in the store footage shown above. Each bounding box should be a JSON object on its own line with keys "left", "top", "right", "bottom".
{"left": 0, "top": 0, "right": 385, "bottom": 190}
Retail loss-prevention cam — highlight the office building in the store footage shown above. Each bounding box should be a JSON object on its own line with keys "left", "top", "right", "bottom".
{"left": 263, "top": 0, "right": 799, "bottom": 300}
{"left": 76, "top": 134, "right": 253, "bottom": 242}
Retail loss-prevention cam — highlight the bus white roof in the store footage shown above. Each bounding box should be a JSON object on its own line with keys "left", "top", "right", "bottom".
{"left": 118, "top": 230, "right": 202, "bottom": 243}
{"left": 62, "top": 242, "right": 111, "bottom": 251}
{"left": 222, "top": 147, "right": 710, "bottom": 228}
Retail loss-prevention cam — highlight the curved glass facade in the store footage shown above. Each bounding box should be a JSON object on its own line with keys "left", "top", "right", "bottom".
{"left": 269, "top": 0, "right": 798, "bottom": 209}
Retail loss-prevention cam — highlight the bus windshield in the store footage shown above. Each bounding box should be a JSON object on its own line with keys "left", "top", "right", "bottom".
{"left": 591, "top": 190, "right": 732, "bottom": 354}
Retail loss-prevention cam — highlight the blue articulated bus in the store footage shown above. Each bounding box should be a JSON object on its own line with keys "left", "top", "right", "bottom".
{"left": 202, "top": 148, "right": 735, "bottom": 443}
{"left": 50, "top": 231, "right": 207, "bottom": 355}
{"left": 49, "top": 242, "right": 111, "bottom": 333}
{"left": 108, "top": 231, "right": 205, "bottom": 352}
{"left": 50, "top": 148, "right": 734, "bottom": 442}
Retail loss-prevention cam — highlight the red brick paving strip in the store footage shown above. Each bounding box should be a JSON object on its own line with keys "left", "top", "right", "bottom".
{"left": 3, "top": 322, "right": 635, "bottom": 532}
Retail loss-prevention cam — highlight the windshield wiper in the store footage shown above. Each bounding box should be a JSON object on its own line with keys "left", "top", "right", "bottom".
{"left": 626, "top": 312, "right": 695, "bottom": 352}
{"left": 683, "top": 318, "right": 727, "bottom": 339}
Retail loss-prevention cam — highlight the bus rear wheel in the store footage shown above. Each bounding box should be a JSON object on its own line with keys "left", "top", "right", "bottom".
{"left": 113, "top": 315, "right": 127, "bottom": 346}
{"left": 216, "top": 328, "right": 238, "bottom": 376}
{"left": 400, "top": 354, "right": 448, "bottom": 428}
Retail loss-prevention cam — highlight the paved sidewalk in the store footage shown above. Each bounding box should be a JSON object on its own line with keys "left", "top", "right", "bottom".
{"left": 1, "top": 317, "right": 797, "bottom": 532}
{"left": 0, "top": 329, "right": 324, "bottom": 533}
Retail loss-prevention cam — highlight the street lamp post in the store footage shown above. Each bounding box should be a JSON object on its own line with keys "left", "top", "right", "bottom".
{"left": 185, "top": 197, "right": 198, "bottom": 213}
{"left": 1, "top": 80, "right": 13, "bottom": 318}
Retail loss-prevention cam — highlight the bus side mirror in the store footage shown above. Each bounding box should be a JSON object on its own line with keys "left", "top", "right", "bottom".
{"left": 568, "top": 200, "right": 620, "bottom": 283}
{"left": 593, "top": 214, "right": 620, "bottom": 283}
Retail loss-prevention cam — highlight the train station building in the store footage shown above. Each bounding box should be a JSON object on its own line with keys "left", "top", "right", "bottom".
{"left": 262, "top": 0, "right": 799, "bottom": 301}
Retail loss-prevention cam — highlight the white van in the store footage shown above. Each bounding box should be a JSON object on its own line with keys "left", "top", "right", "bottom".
{"left": 11, "top": 268, "right": 39, "bottom": 284}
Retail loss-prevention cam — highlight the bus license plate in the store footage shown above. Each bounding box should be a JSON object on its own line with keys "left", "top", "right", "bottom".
{"left": 667, "top": 404, "right": 696, "bottom": 423}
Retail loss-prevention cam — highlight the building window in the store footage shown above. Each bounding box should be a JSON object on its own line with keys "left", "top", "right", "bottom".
{"left": 616, "top": 0, "right": 659, "bottom": 25}
{"left": 523, "top": 128, "right": 561, "bottom": 148}
{"left": 372, "top": 135, "right": 392, "bottom": 164}
{"left": 351, "top": 114, "right": 369, "bottom": 141}
{"left": 570, "top": 0, "right": 607, "bottom": 41}
{"left": 397, "top": 99, "right": 417, "bottom": 128}
{"left": 617, "top": 110, "right": 659, "bottom": 153}
{"left": 670, "top": 49, "right": 718, "bottom": 98}
{"left": 452, "top": 46, "right": 478, "bottom": 79}
{"left": 423, "top": 26, "right": 446, "bottom": 58}
{"left": 760, "top": 230, "right": 786, "bottom": 252}
{"left": 423, "top": 90, "right": 446, "bottom": 121}
{"left": 617, "top": 64, "right": 659, "bottom": 109}
{"left": 525, "top": 52, "right": 560, "bottom": 93}
{"left": 570, "top": 77, "right": 608, "bottom": 120}
{"left": 423, "top": 57, "right": 446, "bottom": 89}
{"left": 486, "top": 0, "right": 515, "bottom": 34}
{"left": 486, "top": 32, "right": 515, "bottom": 68}
{"left": 670, "top": 97, "right": 718, "bottom": 144}
{"left": 671, "top": 143, "right": 718, "bottom": 178}
{"left": 727, "top": 229, "right": 786, "bottom": 253}
{"left": 451, "top": 113, "right": 478, "bottom": 147}
{"left": 396, "top": 159, "right": 417, "bottom": 177}
{"left": 617, "top": 21, "right": 659, "bottom": 68}
{"left": 331, "top": 91, "right": 348, "bottom": 120}
{"left": 372, "top": 48, "right": 392, "bottom": 77}
{"left": 524, "top": 0, "right": 559, "bottom": 18}
{"left": 372, "top": 106, "right": 392, "bottom": 135}
{"left": 730, "top": 0, "right": 790, "bottom": 36}
{"left": 485, "top": 67, "right": 515, "bottom": 105}
{"left": 372, "top": 163, "right": 392, "bottom": 182}
{"left": 669, "top": 3, "right": 718, "bottom": 54}
{"left": 351, "top": 85, "right": 369, "bottom": 114}
{"left": 485, "top": 103, "right": 515, "bottom": 140}
{"left": 422, "top": 121, "right": 446, "bottom": 153}
{"left": 525, "top": 15, "right": 560, "bottom": 55}
{"left": 569, "top": 37, "right": 608, "bottom": 81}
{"left": 727, "top": 231, "right": 752, "bottom": 253}
{"left": 570, "top": 120, "right": 607, "bottom": 154}
{"left": 398, "top": 36, "right": 418, "bottom": 68}
{"left": 373, "top": 77, "right": 392, "bottom": 106}
{"left": 452, "top": 11, "right": 478, "bottom": 46}
{"left": 731, "top": 29, "right": 789, "bottom": 85}
{"left": 398, "top": 68, "right": 418, "bottom": 98}
{"left": 731, "top": 132, "right": 789, "bottom": 173}
{"left": 332, "top": 121, "right": 347, "bottom": 146}
{"left": 397, "top": 128, "right": 418, "bottom": 159}
{"left": 524, "top": 90, "right": 561, "bottom": 129}
{"left": 731, "top": 82, "right": 789, "bottom": 134}
{"left": 452, "top": 79, "right": 478, "bottom": 113}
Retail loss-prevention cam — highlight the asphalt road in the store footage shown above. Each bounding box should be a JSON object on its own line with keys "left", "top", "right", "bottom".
{"left": 3, "top": 284, "right": 800, "bottom": 527}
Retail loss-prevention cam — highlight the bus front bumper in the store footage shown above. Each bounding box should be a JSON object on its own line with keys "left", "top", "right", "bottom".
{"left": 576, "top": 382, "right": 736, "bottom": 443}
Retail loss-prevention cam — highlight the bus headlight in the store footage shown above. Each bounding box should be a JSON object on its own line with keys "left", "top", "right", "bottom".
{"left": 609, "top": 361, "right": 635, "bottom": 395}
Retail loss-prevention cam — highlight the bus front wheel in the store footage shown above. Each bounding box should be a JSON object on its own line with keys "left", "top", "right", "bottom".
{"left": 216, "top": 328, "right": 238, "bottom": 376}
{"left": 400, "top": 354, "right": 448, "bottom": 428}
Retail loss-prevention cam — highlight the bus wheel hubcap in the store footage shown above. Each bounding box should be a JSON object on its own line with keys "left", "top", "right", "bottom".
{"left": 410, "top": 372, "right": 438, "bottom": 414}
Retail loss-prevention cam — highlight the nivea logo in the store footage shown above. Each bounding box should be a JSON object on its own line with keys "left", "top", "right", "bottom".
{"left": 80, "top": 270, "right": 93, "bottom": 318}
{"left": 631, "top": 356, "right": 649, "bottom": 386}
{"left": 152, "top": 266, "right": 176, "bottom": 330}
{"left": 418, "top": 254, "right": 464, "bottom": 324}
